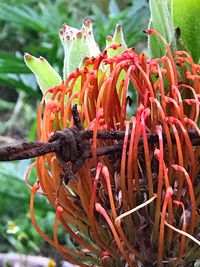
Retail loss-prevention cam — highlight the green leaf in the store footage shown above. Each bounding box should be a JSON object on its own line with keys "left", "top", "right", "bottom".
{"left": 91, "top": 0, "right": 149, "bottom": 50}
{"left": 0, "top": 74, "right": 40, "bottom": 99}
{"left": 24, "top": 53, "right": 62, "bottom": 94}
{"left": 0, "top": 99, "right": 15, "bottom": 110}
{"left": 172, "top": 0, "right": 200, "bottom": 63}
{"left": 148, "top": 0, "right": 176, "bottom": 58}
{"left": 0, "top": 3, "right": 46, "bottom": 32}
{"left": 109, "top": 0, "right": 120, "bottom": 17}
{"left": 0, "top": 51, "right": 30, "bottom": 74}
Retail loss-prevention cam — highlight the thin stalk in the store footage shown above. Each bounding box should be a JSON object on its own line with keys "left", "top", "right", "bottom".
{"left": 145, "top": 29, "right": 178, "bottom": 86}
{"left": 89, "top": 163, "right": 113, "bottom": 254}
{"left": 120, "top": 121, "right": 135, "bottom": 242}
{"left": 53, "top": 206, "right": 93, "bottom": 266}
{"left": 141, "top": 108, "right": 154, "bottom": 198}
{"left": 91, "top": 108, "right": 103, "bottom": 164}
{"left": 162, "top": 162, "right": 173, "bottom": 251}
{"left": 83, "top": 87, "right": 91, "bottom": 126}
{"left": 164, "top": 221, "right": 200, "bottom": 246}
{"left": 25, "top": 161, "right": 36, "bottom": 191}
{"left": 157, "top": 187, "right": 173, "bottom": 266}
{"left": 173, "top": 201, "right": 187, "bottom": 261}
{"left": 150, "top": 97, "right": 173, "bottom": 182}
{"left": 179, "top": 84, "right": 199, "bottom": 123}
{"left": 102, "top": 165, "right": 140, "bottom": 258}
{"left": 169, "top": 123, "right": 184, "bottom": 203}
{"left": 153, "top": 126, "right": 164, "bottom": 242}
{"left": 30, "top": 181, "right": 55, "bottom": 246}
{"left": 95, "top": 203, "right": 136, "bottom": 267}
{"left": 170, "top": 117, "right": 196, "bottom": 182}
{"left": 115, "top": 194, "right": 157, "bottom": 225}
{"left": 59, "top": 214, "right": 101, "bottom": 256}
{"left": 127, "top": 116, "right": 137, "bottom": 208}
{"left": 172, "top": 165, "right": 196, "bottom": 235}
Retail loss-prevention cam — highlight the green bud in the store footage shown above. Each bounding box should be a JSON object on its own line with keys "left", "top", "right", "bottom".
{"left": 59, "top": 18, "right": 100, "bottom": 80}
{"left": 24, "top": 53, "right": 62, "bottom": 95}
{"left": 106, "top": 24, "right": 127, "bottom": 57}
{"left": 106, "top": 24, "right": 127, "bottom": 94}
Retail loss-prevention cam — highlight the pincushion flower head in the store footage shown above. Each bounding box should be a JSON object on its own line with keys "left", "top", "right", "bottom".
{"left": 24, "top": 18, "right": 200, "bottom": 267}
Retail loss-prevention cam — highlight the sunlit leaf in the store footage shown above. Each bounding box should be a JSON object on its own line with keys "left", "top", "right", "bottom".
{"left": 148, "top": 0, "right": 176, "bottom": 57}
{"left": 172, "top": 0, "right": 200, "bottom": 63}
{"left": 24, "top": 53, "right": 62, "bottom": 94}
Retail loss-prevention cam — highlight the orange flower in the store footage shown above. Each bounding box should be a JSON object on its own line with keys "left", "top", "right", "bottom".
{"left": 27, "top": 30, "right": 200, "bottom": 266}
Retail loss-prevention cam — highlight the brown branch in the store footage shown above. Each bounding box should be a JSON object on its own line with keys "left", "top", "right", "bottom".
{"left": 0, "top": 129, "right": 199, "bottom": 162}
{"left": 0, "top": 140, "right": 61, "bottom": 161}
{"left": 0, "top": 104, "right": 199, "bottom": 163}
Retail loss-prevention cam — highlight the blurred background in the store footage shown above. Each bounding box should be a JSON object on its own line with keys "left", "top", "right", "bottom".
{"left": 0, "top": 0, "right": 149, "bottom": 265}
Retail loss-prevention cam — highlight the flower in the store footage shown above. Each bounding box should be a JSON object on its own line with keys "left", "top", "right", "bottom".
{"left": 7, "top": 221, "right": 20, "bottom": 234}
{"left": 26, "top": 21, "right": 200, "bottom": 266}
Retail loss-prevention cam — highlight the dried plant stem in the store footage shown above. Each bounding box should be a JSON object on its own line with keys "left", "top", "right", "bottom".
{"left": 164, "top": 221, "right": 200, "bottom": 247}
{"left": 115, "top": 194, "right": 157, "bottom": 226}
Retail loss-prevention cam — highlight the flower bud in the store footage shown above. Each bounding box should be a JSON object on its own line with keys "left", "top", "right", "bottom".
{"left": 106, "top": 24, "right": 127, "bottom": 57}
{"left": 59, "top": 18, "right": 100, "bottom": 80}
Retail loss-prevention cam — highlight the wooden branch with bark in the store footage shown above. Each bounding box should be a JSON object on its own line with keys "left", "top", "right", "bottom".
{"left": 0, "top": 106, "right": 199, "bottom": 173}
